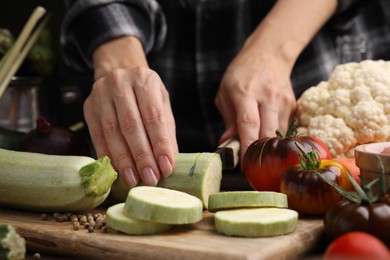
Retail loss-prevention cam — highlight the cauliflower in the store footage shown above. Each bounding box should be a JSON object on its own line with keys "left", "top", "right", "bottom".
{"left": 347, "top": 100, "right": 389, "bottom": 144}
{"left": 304, "top": 115, "right": 357, "bottom": 157}
{"left": 297, "top": 60, "right": 390, "bottom": 158}
{"left": 297, "top": 81, "right": 330, "bottom": 125}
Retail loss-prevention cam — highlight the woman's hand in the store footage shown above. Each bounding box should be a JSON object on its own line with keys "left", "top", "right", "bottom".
{"left": 86, "top": 36, "right": 178, "bottom": 188}
{"left": 216, "top": 49, "right": 296, "bottom": 164}
{"left": 216, "top": 0, "right": 337, "bottom": 164}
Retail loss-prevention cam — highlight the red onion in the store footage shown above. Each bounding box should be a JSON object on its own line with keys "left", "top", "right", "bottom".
{"left": 18, "top": 116, "right": 90, "bottom": 156}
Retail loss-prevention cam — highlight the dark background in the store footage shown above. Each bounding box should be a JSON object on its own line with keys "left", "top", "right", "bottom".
{"left": 1, "top": 1, "right": 90, "bottom": 128}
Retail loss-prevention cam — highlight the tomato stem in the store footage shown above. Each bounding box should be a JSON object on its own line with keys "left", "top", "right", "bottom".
{"left": 316, "top": 172, "right": 362, "bottom": 204}
{"left": 316, "top": 158, "right": 389, "bottom": 205}
{"left": 377, "top": 159, "right": 386, "bottom": 201}
{"left": 276, "top": 120, "right": 298, "bottom": 138}
{"left": 295, "top": 142, "right": 320, "bottom": 170}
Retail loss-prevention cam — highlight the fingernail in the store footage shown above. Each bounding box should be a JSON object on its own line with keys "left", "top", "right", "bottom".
{"left": 159, "top": 155, "right": 173, "bottom": 177}
{"left": 141, "top": 167, "right": 158, "bottom": 186}
{"left": 123, "top": 168, "right": 139, "bottom": 187}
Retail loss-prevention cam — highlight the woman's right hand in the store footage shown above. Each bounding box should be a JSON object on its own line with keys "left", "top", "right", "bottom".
{"left": 85, "top": 36, "right": 178, "bottom": 188}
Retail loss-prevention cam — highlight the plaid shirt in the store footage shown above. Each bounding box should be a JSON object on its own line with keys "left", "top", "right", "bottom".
{"left": 61, "top": 0, "right": 390, "bottom": 152}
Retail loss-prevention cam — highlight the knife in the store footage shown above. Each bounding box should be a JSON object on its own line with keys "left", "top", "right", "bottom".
{"left": 215, "top": 137, "right": 240, "bottom": 170}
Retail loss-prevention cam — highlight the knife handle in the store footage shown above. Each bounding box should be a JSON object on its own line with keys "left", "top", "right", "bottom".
{"left": 216, "top": 137, "right": 240, "bottom": 170}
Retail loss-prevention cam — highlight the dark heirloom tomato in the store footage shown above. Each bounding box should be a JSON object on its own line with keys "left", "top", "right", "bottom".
{"left": 243, "top": 122, "right": 331, "bottom": 191}
{"left": 320, "top": 160, "right": 390, "bottom": 247}
{"left": 280, "top": 159, "right": 353, "bottom": 215}
{"left": 324, "top": 195, "right": 390, "bottom": 247}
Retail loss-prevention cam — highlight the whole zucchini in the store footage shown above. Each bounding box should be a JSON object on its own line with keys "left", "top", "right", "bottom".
{"left": 0, "top": 148, "right": 117, "bottom": 212}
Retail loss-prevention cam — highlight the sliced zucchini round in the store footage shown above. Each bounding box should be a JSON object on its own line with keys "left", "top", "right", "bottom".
{"left": 214, "top": 208, "right": 298, "bottom": 237}
{"left": 106, "top": 203, "right": 173, "bottom": 235}
{"left": 123, "top": 186, "right": 203, "bottom": 224}
{"left": 208, "top": 191, "right": 288, "bottom": 212}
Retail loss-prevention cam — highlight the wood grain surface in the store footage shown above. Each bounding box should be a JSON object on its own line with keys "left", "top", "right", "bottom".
{"left": 0, "top": 205, "right": 324, "bottom": 260}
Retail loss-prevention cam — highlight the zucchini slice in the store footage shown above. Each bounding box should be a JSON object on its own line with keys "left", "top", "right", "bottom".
{"left": 214, "top": 208, "right": 298, "bottom": 237}
{"left": 106, "top": 203, "right": 173, "bottom": 235}
{"left": 208, "top": 191, "right": 288, "bottom": 212}
{"left": 123, "top": 186, "right": 203, "bottom": 224}
{"left": 111, "top": 152, "right": 222, "bottom": 209}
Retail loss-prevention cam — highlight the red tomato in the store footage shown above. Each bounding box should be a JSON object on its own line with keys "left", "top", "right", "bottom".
{"left": 324, "top": 232, "right": 390, "bottom": 260}
{"left": 242, "top": 123, "right": 332, "bottom": 191}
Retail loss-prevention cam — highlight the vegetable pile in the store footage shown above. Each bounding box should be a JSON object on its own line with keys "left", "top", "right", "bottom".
{"left": 107, "top": 186, "right": 203, "bottom": 235}
{"left": 242, "top": 122, "right": 359, "bottom": 215}
{"left": 243, "top": 121, "right": 331, "bottom": 192}
{"left": 210, "top": 191, "right": 298, "bottom": 237}
{"left": 107, "top": 188, "right": 298, "bottom": 237}
{"left": 297, "top": 60, "right": 390, "bottom": 158}
{"left": 280, "top": 144, "right": 354, "bottom": 215}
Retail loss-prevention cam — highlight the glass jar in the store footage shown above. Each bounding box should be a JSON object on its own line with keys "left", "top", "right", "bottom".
{"left": 0, "top": 76, "right": 44, "bottom": 132}
{"left": 337, "top": 35, "right": 368, "bottom": 63}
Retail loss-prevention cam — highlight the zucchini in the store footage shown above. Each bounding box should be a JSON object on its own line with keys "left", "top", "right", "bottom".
{"left": 0, "top": 127, "right": 24, "bottom": 150}
{"left": 208, "top": 191, "right": 288, "bottom": 212}
{"left": 0, "top": 148, "right": 118, "bottom": 212}
{"left": 214, "top": 208, "right": 298, "bottom": 237}
{"left": 0, "top": 224, "right": 26, "bottom": 260}
{"left": 123, "top": 186, "right": 203, "bottom": 224}
{"left": 111, "top": 152, "right": 222, "bottom": 209}
{"left": 106, "top": 203, "right": 173, "bottom": 235}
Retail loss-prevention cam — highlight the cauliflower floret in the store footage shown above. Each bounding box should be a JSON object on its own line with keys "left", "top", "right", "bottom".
{"left": 346, "top": 101, "right": 389, "bottom": 144}
{"left": 297, "top": 126, "right": 309, "bottom": 136}
{"left": 350, "top": 85, "right": 374, "bottom": 105}
{"left": 372, "top": 85, "right": 390, "bottom": 124}
{"left": 354, "top": 60, "right": 390, "bottom": 90}
{"left": 305, "top": 115, "right": 357, "bottom": 157}
{"left": 328, "top": 60, "right": 390, "bottom": 91}
{"left": 297, "top": 60, "right": 390, "bottom": 156}
{"left": 323, "top": 88, "right": 351, "bottom": 119}
{"left": 327, "top": 62, "right": 360, "bottom": 90}
{"left": 296, "top": 81, "right": 329, "bottom": 126}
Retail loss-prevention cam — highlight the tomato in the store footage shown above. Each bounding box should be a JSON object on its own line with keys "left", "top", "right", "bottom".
{"left": 324, "top": 232, "right": 390, "bottom": 260}
{"left": 333, "top": 157, "right": 361, "bottom": 185}
{"left": 322, "top": 157, "right": 390, "bottom": 247}
{"left": 280, "top": 150, "right": 353, "bottom": 215}
{"left": 324, "top": 194, "right": 390, "bottom": 247}
{"left": 243, "top": 122, "right": 332, "bottom": 191}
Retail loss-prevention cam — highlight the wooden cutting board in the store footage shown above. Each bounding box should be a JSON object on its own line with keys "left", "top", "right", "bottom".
{"left": 0, "top": 205, "right": 324, "bottom": 259}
